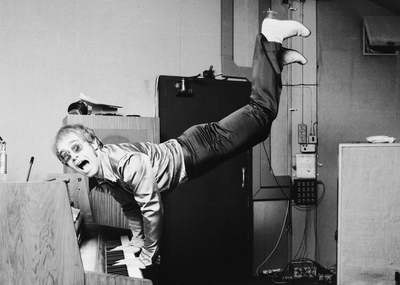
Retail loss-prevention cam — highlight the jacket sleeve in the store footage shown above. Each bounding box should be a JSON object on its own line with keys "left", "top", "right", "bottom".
{"left": 104, "top": 182, "right": 145, "bottom": 241}
{"left": 118, "top": 152, "right": 162, "bottom": 266}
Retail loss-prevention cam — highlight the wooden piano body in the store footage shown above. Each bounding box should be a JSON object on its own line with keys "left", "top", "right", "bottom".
{"left": 0, "top": 181, "right": 152, "bottom": 285}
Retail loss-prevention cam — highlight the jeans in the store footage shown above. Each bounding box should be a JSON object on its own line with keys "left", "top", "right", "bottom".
{"left": 177, "top": 34, "right": 283, "bottom": 178}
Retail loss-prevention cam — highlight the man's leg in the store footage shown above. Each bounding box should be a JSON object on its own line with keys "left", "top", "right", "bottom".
{"left": 178, "top": 34, "right": 279, "bottom": 177}
{"left": 178, "top": 19, "right": 309, "bottom": 178}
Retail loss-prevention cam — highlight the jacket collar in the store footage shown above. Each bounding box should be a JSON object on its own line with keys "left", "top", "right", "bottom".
{"left": 95, "top": 148, "right": 118, "bottom": 182}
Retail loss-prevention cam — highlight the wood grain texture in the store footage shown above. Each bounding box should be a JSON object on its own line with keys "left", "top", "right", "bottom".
{"left": 0, "top": 182, "right": 85, "bottom": 285}
{"left": 47, "top": 173, "right": 94, "bottom": 224}
{"left": 85, "top": 271, "right": 152, "bottom": 285}
{"left": 63, "top": 115, "right": 160, "bottom": 144}
{"left": 89, "top": 186, "right": 130, "bottom": 229}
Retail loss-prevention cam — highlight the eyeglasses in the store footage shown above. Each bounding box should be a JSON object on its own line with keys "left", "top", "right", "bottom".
{"left": 57, "top": 142, "right": 83, "bottom": 165}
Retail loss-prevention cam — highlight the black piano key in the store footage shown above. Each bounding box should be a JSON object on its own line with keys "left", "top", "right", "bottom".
{"left": 107, "top": 259, "right": 124, "bottom": 266}
{"left": 104, "top": 236, "right": 135, "bottom": 277}
{"left": 107, "top": 260, "right": 124, "bottom": 266}
{"left": 106, "top": 250, "right": 124, "bottom": 256}
{"left": 108, "top": 265, "right": 128, "bottom": 276}
{"left": 108, "top": 265, "right": 125, "bottom": 272}
{"left": 106, "top": 241, "right": 121, "bottom": 247}
{"left": 105, "top": 240, "right": 122, "bottom": 251}
{"left": 107, "top": 255, "right": 122, "bottom": 260}
{"left": 105, "top": 244, "right": 121, "bottom": 251}
{"left": 107, "top": 265, "right": 129, "bottom": 276}
{"left": 106, "top": 253, "right": 125, "bottom": 264}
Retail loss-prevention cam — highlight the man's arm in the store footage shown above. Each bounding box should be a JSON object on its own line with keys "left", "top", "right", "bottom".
{"left": 105, "top": 184, "right": 145, "bottom": 241}
{"left": 118, "top": 152, "right": 162, "bottom": 266}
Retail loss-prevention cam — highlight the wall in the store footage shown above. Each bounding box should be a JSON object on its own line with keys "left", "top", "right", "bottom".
{"left": 0, "top": 0, "right": 220, "bottom": 181}
{"left": 3, "top": 0, "right": 398, "bottom": 271}
{"left": 317, "top": 0, "right": 400, "bottom": 266}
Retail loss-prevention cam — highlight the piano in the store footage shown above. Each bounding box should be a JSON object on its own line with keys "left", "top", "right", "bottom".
{"left": 0, "top": 180, "right": 153, "bottom": 285}
{"left": 104, "top": 235, "right": 142, "bottom": 277}
{"left": 79, "top": 226, "right": 144, "bottom": 280}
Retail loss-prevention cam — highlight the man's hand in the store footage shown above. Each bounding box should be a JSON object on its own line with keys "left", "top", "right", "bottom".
{"left": 109, "top": 244, "right": 141, "bottom": 255}
{"left": 109, "top": 235, "right": 142, "bottom": 254}
{"left": 114, "top": 257, "right": 146, "bottom": 269}
{"left": 128, "top": 237, "right": 145, "bottom": 248}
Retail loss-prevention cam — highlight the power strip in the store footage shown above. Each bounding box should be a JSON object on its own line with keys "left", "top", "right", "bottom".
{"left": 298, "top": 123, "right": 308, "bottom": 144}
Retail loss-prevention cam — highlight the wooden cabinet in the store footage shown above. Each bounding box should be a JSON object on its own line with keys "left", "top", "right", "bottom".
{"left": 64, "top": 115, "right": 159, "bottom": 145}
{"left": 158, "top": 76, "right": 252, "bottom": 284}
{"left": 338, "top": 143, "right": 400, "bottom": 285}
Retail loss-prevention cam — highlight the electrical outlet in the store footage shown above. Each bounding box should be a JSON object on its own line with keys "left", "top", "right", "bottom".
{"left": 298, "top": 124, "right": 308, "bottom": 144}
{"left": 300, "top": 144, "right": 316, "bottom": 153}
{"left": 309, "top": 135, "right": 317, "bottom": 144}
{"left": 296, "top": 153, "right": 316, "bottom": 179}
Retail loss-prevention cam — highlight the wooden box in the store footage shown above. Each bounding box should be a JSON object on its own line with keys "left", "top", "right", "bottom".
{"left": 338, "top": 143, "right": 400, "bottom": 284}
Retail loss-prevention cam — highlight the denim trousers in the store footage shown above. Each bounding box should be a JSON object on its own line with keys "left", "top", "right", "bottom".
{"left": 177, "top": 34, "right": 283, "bottom": 178}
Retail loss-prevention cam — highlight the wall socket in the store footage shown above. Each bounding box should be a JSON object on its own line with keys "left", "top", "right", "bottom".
{"left": 300, "top": 144, "right": 316, "bottom": 153}
{"left": 309, "top": 135, "right": 317, "bottom": 144}
{"left": 296, "top": 153, "right": 317, "bottom": 179}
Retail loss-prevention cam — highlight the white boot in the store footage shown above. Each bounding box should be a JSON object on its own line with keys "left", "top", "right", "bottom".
{"left": 261, "top": 18, "right": 311, "bottom": 43}
{"left": 282, "top": 49, "right": 307, "bottom": 65}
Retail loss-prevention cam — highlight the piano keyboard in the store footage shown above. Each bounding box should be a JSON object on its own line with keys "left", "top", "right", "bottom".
{"left": 105, "top": 235, "right": 143, "bottom": 278}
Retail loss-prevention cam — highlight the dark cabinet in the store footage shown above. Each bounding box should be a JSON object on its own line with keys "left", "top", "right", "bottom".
{"left": 158, "top": 76, "right": 252, "bottom": 284}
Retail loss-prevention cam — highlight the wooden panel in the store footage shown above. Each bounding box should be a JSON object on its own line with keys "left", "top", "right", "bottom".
{"left": 233, "top": 0, "right": 259, "bottom": 67}
{"left": 47, "top": 173, "right": 94, "bottom": 224}
{"left": 252, "top": 140, "right": 291, "bottom": 201}
{"left": 64, "top": 115, "right": 160, "bottom": 144}
{"left": 253, "top": 201, "right": 290, "bottom": 274}
{"left": 85, "top": 271, "right": 152, "bottom": 285}
{"left": 285, "top": 0, "right": 318, "bottom": 263}
{"left": 89, "top": 186, "right": 129, "bottom": 229}
{"left": 338, "top": 143, "right": 400, "bottom": 285}
{"left": 0, "top": 182, "right": 84, "bottom": 285}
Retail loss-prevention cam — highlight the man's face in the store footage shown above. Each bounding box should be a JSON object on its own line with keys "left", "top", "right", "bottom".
{"left": 56, "top": 132, "right": 100, "bottom": 177}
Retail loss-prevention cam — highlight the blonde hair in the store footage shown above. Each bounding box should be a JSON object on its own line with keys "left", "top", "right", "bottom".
{"left": 53, "top": 124, "right": 103, "bottom": 158}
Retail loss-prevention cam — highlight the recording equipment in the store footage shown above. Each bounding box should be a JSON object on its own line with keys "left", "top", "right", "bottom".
{"left": 262, "top": 258, "right": 336, "bottom": 284}
{"left": 202, "top": 65, "right": 215, "bottom": 79}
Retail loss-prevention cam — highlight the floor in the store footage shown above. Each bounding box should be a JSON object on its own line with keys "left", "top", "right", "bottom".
{"left": 149, "top": 273, "right": 334, "bottom": 285}
{"left": 143, "top": 258, "right": 335, "bottom": 285}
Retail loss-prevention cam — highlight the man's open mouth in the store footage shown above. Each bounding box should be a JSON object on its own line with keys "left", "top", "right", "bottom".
{"left": 77, "top": 160, "right": 89, "bottom": 170}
